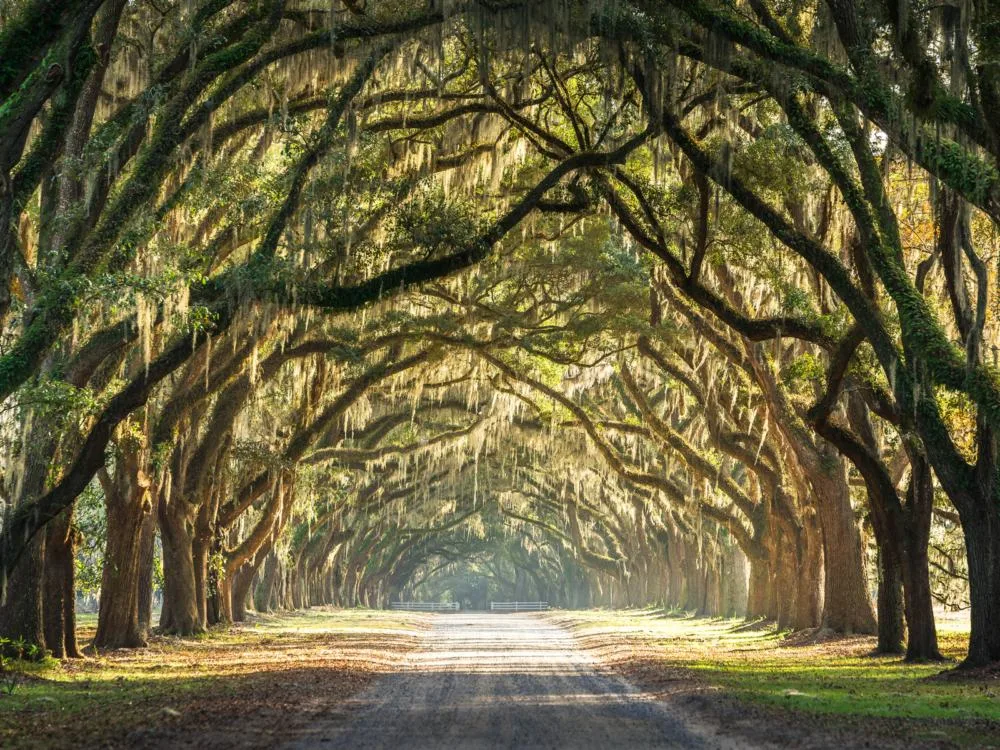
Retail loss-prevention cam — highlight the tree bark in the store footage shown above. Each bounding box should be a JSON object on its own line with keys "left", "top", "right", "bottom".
{"left": 95, "top": 459, "right": 152, "bottom": 649}
{"left": 746, "top": 556, "right": 770, "bottom": 620}
{"left": 231, "top": 561, "right": 261, "bottom": 622}
{"left": 875, "top": 539, "right": 905, "bottom": 654}
{"left": 900, "top": 453, "right": 942, "bottom": 661}
{"left": 158, "top": 498, "right": 202, "bottom": 635}
{"left": 255, "top": 553, "right": 279, "bottom": 613}
{"left": 958, "top": 498, "right": 1000, "bottom": 666}
{"left": 136, "top": 509, "right": 156, "bottom": 636}
{"left": 43, "top": 508, "right": 80, "bottom": 658}
{"left": 0, "top": 534, "right": 45, "bottom": 655}
{"left": 815, "top": 476, "right": 876, "bottom": 634}
{"left": 0, "top": 422, "right": 54, "bottom": 653}
{"left": 796, "top": 519, "right": 823, "bottom": 629}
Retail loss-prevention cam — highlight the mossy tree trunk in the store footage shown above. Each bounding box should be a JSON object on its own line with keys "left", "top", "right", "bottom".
{"left": 42, "top": 507, "right": 80, "bottom": 658}
{"left": 158, "top": 496, "right": 203, "bottom": 636}
{"left": 94, "top": 454, "right": 152, "bottom": 650}
{"left": 900, "top": 453, "right": 941, "bottom": 661}
{"left": 136, "top": 510, "right": 157, "bottom": 637}
{"left": 0, "top": 424, "right": 57, "bottom": 654}
{"left": 0, "top": 535, "right": 45, "bottom": 655}
{"left": 875, "top": 543, "right": 905, "bottom": 655}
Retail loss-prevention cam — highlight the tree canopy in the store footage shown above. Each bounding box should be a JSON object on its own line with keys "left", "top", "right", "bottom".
{"left": 0, "top": 0, "right": 997, "bottom": 669}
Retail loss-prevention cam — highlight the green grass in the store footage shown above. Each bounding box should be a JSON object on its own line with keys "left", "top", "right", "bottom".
{"left": 554, "top": 609, "right": 1000, "bottom": 729}
{"left": 695, "top": 651, "right": 999, "bottom": 722}
{"left": 5, "top": 607, "right": 995, "bottom": 747}
{"left": 0, "top": 607, "right": 429, "bottom": 749}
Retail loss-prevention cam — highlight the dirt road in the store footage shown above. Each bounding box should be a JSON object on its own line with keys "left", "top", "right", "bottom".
{"left": 285, "top": 613, "right": 723, "bottom": 749}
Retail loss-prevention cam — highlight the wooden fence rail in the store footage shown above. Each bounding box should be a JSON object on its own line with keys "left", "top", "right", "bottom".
{"left": 389, "top": 601, "right": 460, "bottom": 611}
{"left": 489, "top": 601, "right": 549, "bottom": 612}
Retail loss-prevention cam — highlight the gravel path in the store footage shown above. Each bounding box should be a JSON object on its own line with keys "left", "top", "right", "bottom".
{"left": 285, "top": 613, "right": 718, "bottom": 749}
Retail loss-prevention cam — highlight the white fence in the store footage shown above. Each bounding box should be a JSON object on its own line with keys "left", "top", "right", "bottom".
{"left": 490, "top": 601, "right": 549, "bottom": 612}
{"left": 389, "top": 601, "right": 460, "bottom": 611}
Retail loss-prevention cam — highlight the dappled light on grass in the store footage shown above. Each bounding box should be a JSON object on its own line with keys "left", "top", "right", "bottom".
{"left": 552, "top": 609, "right": 1000, "bottom": 747}
{"left": 0, "top": 609, "right": 430, "bottom": 750}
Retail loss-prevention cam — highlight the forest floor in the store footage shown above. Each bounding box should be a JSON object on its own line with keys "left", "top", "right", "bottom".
{"left": 0, "top": 608, "right": 430, "bottom": 749}
{"left": 550, "top": 609, "right": 999, "bottom": 749}
{"left": 1, "top": 608, "right": 998, "bottom": 749}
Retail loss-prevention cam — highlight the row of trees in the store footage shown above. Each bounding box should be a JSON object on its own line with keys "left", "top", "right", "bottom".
{"left": 0, "top": 0, "right": 992, "bottom": 667}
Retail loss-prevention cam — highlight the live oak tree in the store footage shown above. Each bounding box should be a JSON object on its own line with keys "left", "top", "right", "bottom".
{"left": 0, "top": 0, "right": 994, "bottom": 670}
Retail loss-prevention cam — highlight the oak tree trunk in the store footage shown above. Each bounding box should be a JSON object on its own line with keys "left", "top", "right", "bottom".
{"left": 158, "top": 500, "right": 202, "bottom": 635}
{"left": 137, "top": 510, "right": 156, "bottom": 636}
{"left": 43, "top": 508, "right": 81, "bottom": 658}
{"left": 95, "top": 462, "right": 152, "bottom": 649}
{"left": 814, "top": 470, "right": 877, "bottom": 634}
{"left": 900, "top": 455, "right": 941, "bottom": 661}
{"left": 0, "top": 534, "right": 45, "bottom": 655}
{"left": 960, "top": 504, "right": 1000, "bottom": 666}
{"left": 875, "top": 541, "right": 905, "bottom": 655}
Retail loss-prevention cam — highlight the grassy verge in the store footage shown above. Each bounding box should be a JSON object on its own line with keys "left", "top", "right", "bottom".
{"left": 551, "top": 609, "right": 998, "bottom": 748}
{"left": 1, "top": 607, "right": 429, "bottom": 749}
